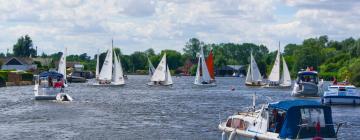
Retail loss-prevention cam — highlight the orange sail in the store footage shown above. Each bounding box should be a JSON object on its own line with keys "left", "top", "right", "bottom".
{"left": 206, "top": 49, "right": 215, "bottom": 80}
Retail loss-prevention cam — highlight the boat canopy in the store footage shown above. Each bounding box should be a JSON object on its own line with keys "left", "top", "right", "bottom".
{"left": 268, "top": 100, "right": 336, "bottom": 139}
{"left": 39, "top": 71, "right": 64, "bottom": 79}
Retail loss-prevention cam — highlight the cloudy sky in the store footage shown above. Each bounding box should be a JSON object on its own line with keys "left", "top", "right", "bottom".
{"left": 0, "top": 0, "right": 359, "bottom": 56}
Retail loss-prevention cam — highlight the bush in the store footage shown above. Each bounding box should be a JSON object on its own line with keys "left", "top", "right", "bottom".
{"left": 21, "top": 73, "right": 34, "bottom": 81}
{"left": 319, "top": 72, "right": 337, "bottom": 81}
{"left": 349, "top": 59, "right": 360, "bottom": 87}
{"left": 0, "top": 76, "right": 5, "bottom": 87}
{"left": 0, "top": 71, "right": 9, "bottom": 81}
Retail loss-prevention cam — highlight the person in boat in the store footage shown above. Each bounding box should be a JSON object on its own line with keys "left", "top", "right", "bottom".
{"left": 48, "top": 76, "right": 53, "bottom": 87}
{"left": 332, "top": 76, "right": 337, "bottom": 85}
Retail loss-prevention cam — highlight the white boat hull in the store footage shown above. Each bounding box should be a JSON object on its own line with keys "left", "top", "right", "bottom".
{"left": 35, "top": 93, "right": 73, "bottom": 101}
{"left": 322, "top": 96, "right": 360, "bottom": 105}
{"left": 147, "top": 81, "right": 172, "bottom": 86}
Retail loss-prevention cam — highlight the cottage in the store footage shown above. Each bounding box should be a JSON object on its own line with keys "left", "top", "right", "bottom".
{"left": 0, "top": 57, "right": 37, "bottom": 71}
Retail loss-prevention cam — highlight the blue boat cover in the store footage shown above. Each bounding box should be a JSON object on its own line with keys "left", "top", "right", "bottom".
{"left": 268, "top": 100, "right": 320, "bottom": 111}
{"left": 39, "top": 71, "right": 64, "bottom": 79}
{"left": 269, "top": 100, "right": 335, "bottom": 139}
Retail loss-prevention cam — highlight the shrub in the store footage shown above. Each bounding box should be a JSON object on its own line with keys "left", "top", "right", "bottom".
{"left": 0, "top": 76, "right": 5, "bottom": 87}
{"left": 21, "top": 73, "right": 34, "bottom": 81}
{"left": 0, "top": 71, "right": 9, "bottom": 81}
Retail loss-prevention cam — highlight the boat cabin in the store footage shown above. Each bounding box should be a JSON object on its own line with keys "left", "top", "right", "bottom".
{"left": 37, "top": 71, "right": 65, "bottom": 88}
{"left": 224, "top": 100, "right": 336, "bottom": 139}
{"left": 268, "top": 100, "right": 336, "bottom": 139}
{"left": 296, "top": 71, "right": 319, "bottom": 84}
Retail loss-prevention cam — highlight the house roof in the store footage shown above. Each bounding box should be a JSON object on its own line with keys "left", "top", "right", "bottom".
{"left": 0, "top": 57, "right": 34, "bottom": 65}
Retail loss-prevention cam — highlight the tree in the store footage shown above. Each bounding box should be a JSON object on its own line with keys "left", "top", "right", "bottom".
{"left": 13, "top": 35, "right": 36, "bottom": 57}
{"left": 183, "top": 38, "right": 204, "bottom": 61}
{"left": 160, "top": 50, "right": 183, "bottom": 70}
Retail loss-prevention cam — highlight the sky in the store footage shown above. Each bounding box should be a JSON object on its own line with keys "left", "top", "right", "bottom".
{"left": 0, "top": 0, "right": 359, "bottom": 56}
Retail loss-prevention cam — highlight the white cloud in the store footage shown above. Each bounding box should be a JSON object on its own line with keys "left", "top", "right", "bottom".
{"left": 0, "top": 0, "right": 359, "bottom": 56}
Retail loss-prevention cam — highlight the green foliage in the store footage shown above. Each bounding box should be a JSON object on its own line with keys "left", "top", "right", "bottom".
{"left": 0, "top": 71, "right": 9, "bottom": 81}
{"left": 21, "top": 73, "right": 33, "bottom": 81}
{"left": 13, "top": 35, "right": 36, "bottom": 57}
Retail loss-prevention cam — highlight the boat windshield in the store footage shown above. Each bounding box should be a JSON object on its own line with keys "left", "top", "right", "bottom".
{"left": 226, "top": 118, "right": 247, "bottom": 130}
{"left": 297, "top": 73, "right": 318, "bottom": 84}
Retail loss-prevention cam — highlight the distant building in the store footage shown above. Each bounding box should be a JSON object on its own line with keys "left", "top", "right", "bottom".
{"left": 0, "top": 57, "right": 37, "bottom": 71}
{"left": 54, "top": 61, "right": 83, "bottom": 71}
{"left": 32, "top": 57, "right": 52, "bottom": 67}
{"left": 215, "top": 65, "right": 246, "bottom": 77}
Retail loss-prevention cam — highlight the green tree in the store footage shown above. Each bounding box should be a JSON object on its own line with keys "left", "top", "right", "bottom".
{"left": 13, "top": 35, "right": 37, "bottom": 57}
{"left": 183, "top": 38, "right": 203, "bottom": 61}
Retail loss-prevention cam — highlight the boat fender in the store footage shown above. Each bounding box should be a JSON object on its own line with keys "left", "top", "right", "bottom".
{"left": 221, "top": 131, "right": 227, "bottom": 140}
{"left": 228, "top": 129, "right": 236, "bottom": 140}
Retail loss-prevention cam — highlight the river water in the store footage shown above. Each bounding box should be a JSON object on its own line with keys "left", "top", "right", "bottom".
{"left": 0, "top": 75, "right": 359, "bottom": 140}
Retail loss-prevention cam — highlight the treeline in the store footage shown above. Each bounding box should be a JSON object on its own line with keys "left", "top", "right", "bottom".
{"left": 4, "top": 35, "right": 360, "bottom": 86}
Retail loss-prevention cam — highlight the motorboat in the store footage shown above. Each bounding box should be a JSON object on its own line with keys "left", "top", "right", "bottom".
{"left": 34, "top": 71, "right": 72, "bottom": 101}
{"left": 322, "top": 84, "right": 360, "bottom": 105}
{"left": 264, "top": 46, "right": 292, "bottom": 88}
{"left": 147, "top": 53, "right": 173, "bottom": 86}
{"left": 194, "top": 46, "right": 216, "bottom": 86}
{"left": 291, "top": 69, "right": 324, "bottom": 97}
{"left": 219, "top": 99, "right": 339, "bottom": 140}
{"left": 245, "top": 52, "right": 264, "bottom": 86}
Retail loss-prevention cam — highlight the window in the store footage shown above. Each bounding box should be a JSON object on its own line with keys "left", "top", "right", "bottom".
{"left": 300, "top": 108, "right": 325, "bottom": 127}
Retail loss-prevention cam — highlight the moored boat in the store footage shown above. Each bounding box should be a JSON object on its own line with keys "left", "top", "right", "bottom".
{"left": 219, "top": 100, "right": 338, "bottom": 140}
{"left": 322, "top": 84, "right": 360, "bottom": 105}
{"left": 291, "top": 68, "right": 324, "bottom": 97}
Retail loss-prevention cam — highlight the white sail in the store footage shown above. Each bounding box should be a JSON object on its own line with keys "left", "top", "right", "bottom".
{"left": 281, "top": 57, "right": 291, "bottom": 86}
{"left": 164, "top": 65, "right": 173, "bottom": 85}
{"left": 148, "top": 58, "right": 156, "bottom": 77}
{"left": 250, "top": 53, "right": 262, "bottom": 82}
{"left": 112, "top": 51, "right": 125, "bottom": 84}
{"left": 194, "top": 54, "right": 201, "bottom": 84}
{"left": 200, "top": 46, "right": 211, "bottom": 82}
{"left": 58, "top": 48, "right": 67, "bottom": 77}
{"left": 99, "top": 48, "right": 113, "bottom": 81}
{"left": 151, "top": 53, "right": 167, "bottom": 82}
{"left": 245, "top": 65, "right": 252, "bottom": 83}
{"left": 268, "top": 49, "right": 281, "bottom": 83}
{"left": 95, "top": 52, "right": 100, "bottom": 79}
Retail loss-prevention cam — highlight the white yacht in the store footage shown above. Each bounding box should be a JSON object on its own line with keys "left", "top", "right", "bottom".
{"left": 245, "top": 52, "right": 264, "bottom": 86}
{"left": 322, "top": 84, "right": 360, "bottom": 105}
{"left": 34, "top": 71, "right": 72, "bottom": 101}
{"left": 219, "top": 100, "right": 339, "bottom": 140}
{"left": 291, "top": 69, "right": 324, "bottom": 97}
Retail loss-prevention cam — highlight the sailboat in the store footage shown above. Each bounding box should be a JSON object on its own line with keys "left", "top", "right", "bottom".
{"left": 245, "top": 52, "right": 264, "bottom": 86}
{"left": 57, "top": 47, "right": 68, "bottom": 87}
{"left": 95, "top": 51, "right": 100, "bottom": 80}
{"left": 93, "top": 42, "right": 125, "bottom": 86}
{"left": 147, "top": 53, "right": 173, "bottom": 86}
{"left": 148, "top": 57, "right": 156, "bottom": 77}
{"left": 194, "top": 47, "right": 216, "bottom": 86}
{"left": 264, "top": 47, "right": 292, "bottom": 88}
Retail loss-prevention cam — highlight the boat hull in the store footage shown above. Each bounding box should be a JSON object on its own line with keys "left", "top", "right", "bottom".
{"left": 147, "top": 82, "right": 172, "bottom": 86}
{"left": 245, "top": 82, "right": 264, "bottom": 87}
{"left": 322, "top": 96, "right": 360, "bottom": 105}
{"left": 292, "top": 82, "right": 323, "bottom": 97}
{"left": 193, "top": 82, "right": 216, "bottom": 86}
{"left": 35, "top": 93, "right": 73, "bottom": 101}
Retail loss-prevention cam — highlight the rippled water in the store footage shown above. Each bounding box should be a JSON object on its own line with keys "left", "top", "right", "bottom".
{"left": 0, "top": 75, "right": 359, "bottom": 140}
